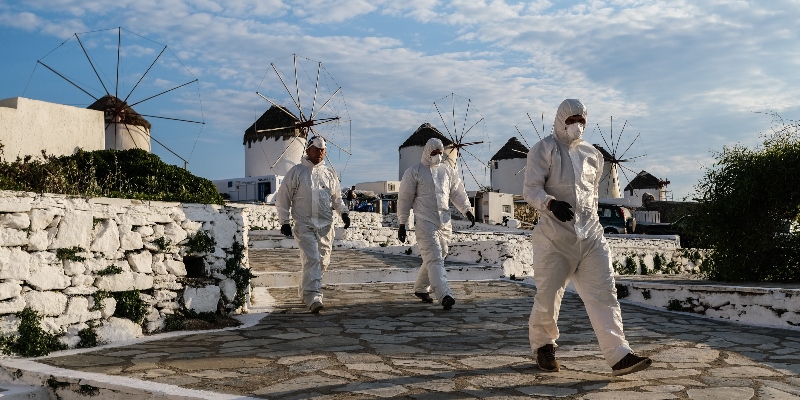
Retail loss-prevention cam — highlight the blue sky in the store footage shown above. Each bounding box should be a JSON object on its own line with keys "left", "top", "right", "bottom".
{"left": 2, "top": 0, "right": 799, "bottom": 200}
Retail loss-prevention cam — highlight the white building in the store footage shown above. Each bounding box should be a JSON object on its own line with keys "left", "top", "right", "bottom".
{"left": 489, "top": 137, "right": 528, "bottom": 196}
{"left": 213, "top": 175, "right": 283, "bottom": 203}
{"left": 244, "top": 105, "right": 306, "bottom": 177}
{"left": 474, "top": 191, "right": 515, "bottom": 225}
{"left": 87, "top": 95, "right": 151, "bottom": 152}
{"left": 355, "top": 181, "right": 400, "bottom": 194}
{"left": 398, "top": 123, "right": 457, "bottom": 179}
{"left": 624, "top": 170, "right": 670, "bottom": 207}
{"left": 0, "top": 97, "right": 104, "bottom": 160}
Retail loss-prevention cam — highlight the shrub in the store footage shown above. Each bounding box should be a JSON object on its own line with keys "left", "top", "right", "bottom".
{"left": 0, "top": 148, "right": 223, "bottom": 204}
{"left": 56, "top": 247, "right": 86, "bottom": 262}
{"left": 186, "top": 230, "right": 216, "bottom": 255}
{"left": 615, "top": 284, "right": 629, "bottom": 299}
{"left": 112, "top": 290, "right": 149, "bottom": 324}
{"left": 96, "top": 265, "right": 124, "bottom": 276}
{"left": 223, "top": 241, "right": 255, "bottom": 310}
{"left": 692, "top": 113, "right": 800, "bottom": 282}
{"left": 76, "top": 327, "right": 100, "bottom": 348}
{"left": 0, "top": 308, "right": 67, "bottom": 357}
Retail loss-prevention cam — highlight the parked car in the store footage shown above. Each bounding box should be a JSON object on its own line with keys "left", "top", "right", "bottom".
{"left": 598, "top": 203, "right": 636, "bottom": 234}
{"left": 637, "top": 215, "right": 698, "bottom": 247}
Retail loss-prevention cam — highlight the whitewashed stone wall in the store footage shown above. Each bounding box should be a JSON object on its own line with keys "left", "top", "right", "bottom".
{"left": 0, "top": 190, "right": 250, "bottom": 347}
{"left": 615, "top": 279, "right": 800, "bottom": 330}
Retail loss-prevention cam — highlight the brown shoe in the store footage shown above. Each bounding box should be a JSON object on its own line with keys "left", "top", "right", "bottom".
{"left": 611, "top": 352, "right": 652, "bottom": 376}
{"left": 536, "top": 344, "right": 560, "bottom": 372}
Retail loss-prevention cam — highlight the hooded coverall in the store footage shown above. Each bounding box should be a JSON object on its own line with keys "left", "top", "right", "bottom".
{"left": 275, "top": 155, "right": 348, "bottom": 308}
{"left": 523, "top": 99, "right": 632, "bottom": 366}
{"left": 397, "top": 138, "right": 473, "bottom": 302}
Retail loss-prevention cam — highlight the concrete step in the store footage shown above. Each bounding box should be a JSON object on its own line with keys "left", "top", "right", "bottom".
{"left": 0, "top": 384, "right": 50, "bottom": 399}
{"left": 252, "top": 264, "right": 504, "bottom": 288}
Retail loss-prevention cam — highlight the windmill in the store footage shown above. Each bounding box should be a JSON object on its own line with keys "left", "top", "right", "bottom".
{"left": 24, "top": 27, "right": 204, "bottom": 169}
{"left": 426, "top": 93, "right": 490, "bottom": 190}
{"left": 588, "top": 116, "right": 647, "bottom": 199}
{"left": 252, "top": 54, "right": 351, "bottom": 180}
{"left": 511, "top": 112, "right": 552, "bottom": 176}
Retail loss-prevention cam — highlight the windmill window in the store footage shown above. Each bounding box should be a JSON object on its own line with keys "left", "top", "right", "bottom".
{"left": 248, "top": 142, "right": 251, "bottom": 148}
{"left": 494, "top": 161, "right": 499, "bottom": 169}
{"left": 502, "top": 205, "right": 511, "bottom": 213}
{"left": 228, "top": 181, "right": 233, "bottom": 188}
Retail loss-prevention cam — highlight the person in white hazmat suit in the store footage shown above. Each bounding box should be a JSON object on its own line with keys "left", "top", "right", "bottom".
{"left": 397, "top": 138, "right": 475, "bottom": 310}
{"left": 275, "top": 136, "right": 351, "bottom": 313}
{"left": 523, "top": 99, "right": 652, "bottom": 376}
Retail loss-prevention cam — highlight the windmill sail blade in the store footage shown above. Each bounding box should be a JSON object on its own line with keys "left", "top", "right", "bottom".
{"left": 613, "top": 120, "right": 629, "bottom": 157}
{"left": 256, "top": 92, "right": 299, "bottom": 121}
{"left": 527, "top": 113, "right": 543, "bottom": 141}
{"left": 256, "top": 126, "right": 296, "bottom": 133}
{"left": 311, "top": 61, "right": 321, "bottom": 117}
{"left": 270, "top": 135, "right": 302, "bottom": 169}
{"left": 324, "top": 153, "right": 340, "bottom": 181}
{"left": 75, "top": 33, "right": 112, "bottom": 99}
{"left": 433, "top": 102, "right": 456, "bottom": 142}
{"left": 514, "top": 126, "right": 531, "bottom": 147}
{"left": 515, "top": 165, "right": 527, "bottom": 176}
{"left": 309, "top": 87, "right": 341, "bottom": 120}
{"left": 139, "top": 114, "right": 205, "bottom": 124}
{"left": 459, "top": 117, "right": 485, "bottom": 141}
{"left": 617, "top": 132, "right": 641, "bottom": 160}
{"left": 309, "top": 128, "right": 351, "bottom": 155}
{"left": 271, "top": 63, "right": 301, "bottom": 115}
{"left": 129, "top": 79, "right": 198, "bottom": 108}
{"left": 123, "top": 46, "right": 166, "bottom": 104}
{"left": 595, "top": 123, "right": 613, "bottom": 157}
{"left": 36, "top": 60, "right": 98, "bottom": 101}
{"left": 460, "top": 98, "right": 471, "bottom": 143}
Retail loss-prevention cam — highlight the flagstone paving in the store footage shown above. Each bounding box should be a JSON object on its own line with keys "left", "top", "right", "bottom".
{"left": 39, "top": 279, "right": 800, "bottom": 399}
{"left": 248, "top": 248, "right": 461, "bottom": 273}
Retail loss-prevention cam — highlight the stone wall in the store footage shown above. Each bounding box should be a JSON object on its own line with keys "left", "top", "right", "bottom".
{"left": 0, "top": 190, "right": 250, "bottom": 347}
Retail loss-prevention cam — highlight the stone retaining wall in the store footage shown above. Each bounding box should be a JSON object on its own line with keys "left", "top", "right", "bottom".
{"left": 0, "top": 190, "right": 251, "bottom": 347}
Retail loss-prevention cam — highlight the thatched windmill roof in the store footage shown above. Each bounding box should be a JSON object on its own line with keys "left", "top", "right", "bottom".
{"left": 243, "top": 105, "right": 304, "bottom": 145}
{"left": 624, "top": 171, "right": 663, "bottom": 191}
{"left": 399, "top": 123, "right": 453, "bottom": 150}
{"left": 491, "top": 137, "right": 528, "bottom": 161}
{"left": 87, "top": 95, "right": 151, "bottom": 129}
{"left": 592, "top": 144, "right": 614, "bottom": 162}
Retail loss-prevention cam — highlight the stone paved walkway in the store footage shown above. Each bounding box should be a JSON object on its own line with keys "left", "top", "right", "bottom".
{"left": 38, "top": 280, "right": 800, "bottom": 399}
{"left": 249, "top": 248, "right": 459, "bottom": 273}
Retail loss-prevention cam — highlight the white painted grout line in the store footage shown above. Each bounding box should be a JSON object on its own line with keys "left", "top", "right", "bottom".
{"left": 0, "top": 359, "right": 262, "bottom": 400}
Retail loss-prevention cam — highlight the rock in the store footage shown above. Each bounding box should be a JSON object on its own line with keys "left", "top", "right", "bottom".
{"left": 0, "top": 195, "right": 33, "bottom": 213}
{"left": 146, "top": 318, "right": 165, "bottom": 333}
{"left": 0, "top": 213, "right": 30, "bottom": 229}
{"left": 145, "top": 308, "right": 161, "bottom": 322}
{"left": 63, "top": 260, "right": 87, "bottom": 276}
{"left": 27, "top": 264, "right": 72, "bottom": 291}
{"left": 96, "top": 317, "right": 143, "bottom": 343}
{"left": 220, "top": 278, "right": 238, "bottom": 302}
{"left": 212, "top": 212, "right": 239, "bottom": 249}
{"left": 0, "top": 247, "right": 32, "bottom": 280}
{"left": 0, "top": 228, "right": 28, "bottom": 246}
{"left": 165, "top": 259, "right": 187, "bottom": 276}
{"left": 153, "top": 275, "right": 183, "bottom": 290}
{"left": 164, "top": 222, "right": 188, "bottom": 244}
{"left": 94, "top": 272, "right": 154, "bottom": 291}
{"left": 181, "top": 220, "right": 203, "bottom": 232}
{"left": 120, "top": 229, "right": 144, "bottom": 251}
{"left": 90, "top": 219, "right": 121, "bottom": 255}
{"left": 0, "top": 315, "right": 20, "bottom": 335}
{"left": 183, "top": 286, "right": 221, "bottom": 313}
{"left": 49, "top": 209, "right": 93, "bottom": 249}
{"left": 127, "top": 251, "right": 154, "bottom": 273}
{"left": 0, "top": 297, "right": 26, "bottom": 314}
{"left": 29, "top": 208, "right": 60, "bottom": 231}
{"left": 22, "top": 291, "right": 68, "bottom": 316}
{"left": 136, "top": 225, "right": 155, "bottom": 237}
{"left": 71, "top": 274, "right": 95, "bottom": 287}
{"left": 154, "top": 290, "right": 177, "bottom": 302}
{"left": 27, "top": 230, "right": 49, "bottom": 251}
{"left": 0, "top": 281, "right": 22, "bottom": 301}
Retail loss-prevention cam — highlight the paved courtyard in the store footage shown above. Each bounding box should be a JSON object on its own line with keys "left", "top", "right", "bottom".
{"left": 248, "top": 248, "right": 461, "bottom": 273}
{"left": 39, "top": 278, "right": 800, "bottom": 399}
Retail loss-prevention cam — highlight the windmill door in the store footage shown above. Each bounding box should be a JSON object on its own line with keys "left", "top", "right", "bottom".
{"left": 257, "top": 182, "right": 271, "bottom": 202}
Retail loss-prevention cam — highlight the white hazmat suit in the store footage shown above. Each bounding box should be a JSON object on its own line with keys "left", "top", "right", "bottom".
{"left": 275, "top": 149, "right": 348, "bottom": 309}
{"left": 398, "top": 138, "right": 473, "bottom": 304}
{"left": 523, "top": 99, "right": 632, "bottom": 367}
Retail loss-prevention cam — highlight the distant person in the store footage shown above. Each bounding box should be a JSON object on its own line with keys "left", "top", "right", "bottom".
{"left": 346, "top": 185, "right": 357, "bottom": 210}
{"left": 523, "top": 99, "right": 652, "bottom": 376}
{"left": 397, "top": 138, "right": 475, "bottom": 310}
{"left": 275, "top": 136, "right": 351, "bottom": 313}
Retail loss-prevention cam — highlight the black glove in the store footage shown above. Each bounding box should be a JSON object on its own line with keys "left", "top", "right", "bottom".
{"left": 280, "top": 223, "right": 292, "bottom": 237}
{"left": 342, "top": 213, "right": 351, "bottom": 229}
{"left": 466, "top": 211, "right": 475, "bottom": 228}
{"left": 549, "top": 200, "right": 574, "bottom": 222}
{"left": 398, "top": 224, "right": 407, "bottom": 243}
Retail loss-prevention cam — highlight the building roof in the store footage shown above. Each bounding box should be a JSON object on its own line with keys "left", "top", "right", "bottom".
{"left": 490, "top": 137, "right": 528, "bottom": 161}
{"left": 243, "top": 105, "right": 304, "bottom": 145}
{"left": 87, "top": 95, "right": 151, "bottom": 129}
{"left": 399, "top": 123, "right": 453, "bottom": 150}
{"left": 592, "top": 144, "right": 614, "bottom": 162}
{"left": 624, "top": 170, "right": 664, "bottom": 191}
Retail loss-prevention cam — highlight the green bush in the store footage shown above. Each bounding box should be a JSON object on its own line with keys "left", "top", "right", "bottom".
{"left": 96, "top": 265, "right": 124, "bottom": 276}
{"left": 186, "top": 230, "right": 216, "bottom": 255}
{"left": 56, "top": 247, "right": 86, "bottom": 262}
{"left": 223, "top": 241, "right": 254, "bottom": 310}
{"left": 76, "top": 327, "right": 100, "bottom": 348}
{"left": 692, "top": 113, "right": 800, "bottom": 282}
{"left": 0, "top": 148, "right": 223, "bottom": 205}
{"left": 615, "top": 284, "right": 629, "bottom": 299}
{"left": 0, "top": 308, "right": 67, "bottom": 357}
{"left": 112, "top": 289, "right": 149, "bottom": 324}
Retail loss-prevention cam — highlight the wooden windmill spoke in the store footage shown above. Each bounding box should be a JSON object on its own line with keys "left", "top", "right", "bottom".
{"left": 613, "top": 120, "right": 629, "bottom": 157}
{"left": 128, "top": 79, "right": 198, "bottom": 108}
{"left": 122, "top": 46, "right": 166, "bottom": 104}
{"left": 324, "top": 153, "right": 340, "bottom": 181}
{"left": 138, "top": 114, "right": 205, "bottom": 125}
{"left": 459, "top": 117, "right": 485, "bottom": 142}
{"left": 271, "top": 63, "right": 301, "bottom": 116}
{"left": 514, "top": 126, "right": 531, "bottom": 147}
{"left": 457, "top": 141, "right": 484, "bottom": 147}
{"left": 256, "top": 92, "right": 299, "bottom": 120}
{"left": 617, "top": 132, "right": 641, "bottom": 161}
{"left": 309, "top": 87, "right": 341, "bottom": 120}
{"left": 459, "top": 153, "right": 483, "bottom": 188}
{"left": 527, "top": 112, "right": 543, "bottom": 141}
{"left": 515, "top": 165, "right": 527, "bottom": 176}
{"left": 311, "top": 61, "right": 321, "bottom": 118}
{"left": 36, "top": 60, "right": 98, "bottom": 100}
{"left": 149, "top": 131, "right": 189, "bottom": 167}
{"left": 270, "top": 135, "right": 302, "bottom": 168}
{"left": 595, "top": 122, "right": 613, "bottom": 156}
{"left": 256, "top": 126, "right": 295, "bottom": 133}
{"left": 433, "top": 102, "right": 456, "bottom": 142}
{"left": 115, "top": 28, "right": 120, "bottom": 100}
{"left": 459, "top": 98, "right": 471, "bottom": 143}
{"left": 294, "top": 54, "right": 303, "bottom": 121}
{"left": 74, "top": 33, "right": 112, "bottom": 99}
{"left": 308, "top": 128, "right": 351, "bottom": 155}
{"left": 618, "top": 154, "right": 647, "bottom": 163}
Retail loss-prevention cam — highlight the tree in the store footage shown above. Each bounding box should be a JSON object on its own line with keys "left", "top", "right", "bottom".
{"left": 692, "top": 113, "right": 800, "bottom": 282}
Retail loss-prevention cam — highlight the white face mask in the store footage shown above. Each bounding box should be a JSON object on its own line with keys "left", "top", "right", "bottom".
{"left": 566, "top": 123, "right": 585, "bottom": 141}
{"left": 431, "top": 154, "right": 443, "bottom": 165}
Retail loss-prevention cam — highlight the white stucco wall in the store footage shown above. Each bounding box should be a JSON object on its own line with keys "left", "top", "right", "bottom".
{"left": 598, "top": 161, "right": 621, "bottom": 198}
{"left": 0, "top": 97, "right": 104, "bottom": 161}
{"left": 245, "top": 136, "right": 306, "bottom": 177}
{"left": 106, "top": 123, "right": 151, "bottom": 152}
{"left": 490, "top": 158, "right": 526, "bottom": 196}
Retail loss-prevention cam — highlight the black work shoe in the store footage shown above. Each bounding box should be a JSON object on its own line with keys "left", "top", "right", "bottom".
{"left": 309, "top": 302, "right": 324, "bottom": 314}
{"left": 536, "top": 344, "right": 560, "bottom": 372}
{"left": 441, "top": 295, "right": 455, "bottom": 310}
{"left": 611, "top": 352, "right": 652, "bottom": 376}
{"left": 415, "top": 292, "right": 434, "bottom": 303}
